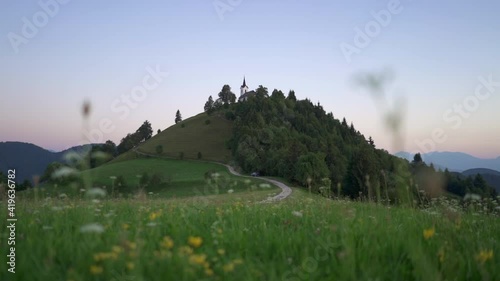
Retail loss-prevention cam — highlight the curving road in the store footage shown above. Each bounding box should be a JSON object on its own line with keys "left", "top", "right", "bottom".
{"left": 221, "top": 164, "right": 292, "bottom": 203}
{"left": 133, "top": 148, "right": 292, "bottom": 203}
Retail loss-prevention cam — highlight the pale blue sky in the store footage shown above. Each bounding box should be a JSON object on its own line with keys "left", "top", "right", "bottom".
{"left": 1, "top": 0, "right": 499, "bottom": 157}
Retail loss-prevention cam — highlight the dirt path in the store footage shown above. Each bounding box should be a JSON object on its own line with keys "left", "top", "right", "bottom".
{"left": 133, "top": 148, "right": 292, "bottom": 203}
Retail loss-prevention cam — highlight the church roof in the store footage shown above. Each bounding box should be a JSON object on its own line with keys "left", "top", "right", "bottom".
{"left": 238, "top": 90, "right": 256, "bottom": 101}
{"left": 241, "top": 77, "right": 247, "bottom": 88}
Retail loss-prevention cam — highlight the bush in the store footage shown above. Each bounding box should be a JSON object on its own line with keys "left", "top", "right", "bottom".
{"left": 140, "top": 172, "right": 150, "bottom": 187}
{"left": 225, "top": 111, "right": 236, "bottom": 120}
{"left": 179, "top": 152, "right": 184, "bottom": 160}
{"left": 115, "top": 175, "right": 127, "bottom": 188}
{"left": 156, "top": 145, "right": 163, "bottom": 155}
{"left": 149, "top": 173, "right": 164, "bottom": 187}
{"left": 197, "top": 152, "right": 202, "bottom": 159}
{"left": 181, "top": 123, "right": 185, "bottom": 128}
{"left": 205, "top": 119, "right": 211, "bottom": 125}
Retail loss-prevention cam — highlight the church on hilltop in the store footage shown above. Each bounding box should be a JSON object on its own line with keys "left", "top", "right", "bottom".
{"left": 238, "top": 77, "right": 259, "bottom": 102}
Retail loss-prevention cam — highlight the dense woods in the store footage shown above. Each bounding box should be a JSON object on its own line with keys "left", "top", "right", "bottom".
{"left": 205, "top": 86, "right": 497, "bottom": 202}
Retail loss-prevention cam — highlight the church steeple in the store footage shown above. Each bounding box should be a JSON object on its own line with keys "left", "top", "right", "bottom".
{"left": 240, "top": 76, "right": 248, "bottom": 96}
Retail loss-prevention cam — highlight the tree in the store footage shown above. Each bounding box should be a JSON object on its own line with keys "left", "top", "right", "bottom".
{"left": 412, "top": 153, "right": 423, "bottom": 164}
{"left": 175, "top": 110, "right": 182, "bottom": 124}
{"left": 137, "top": 120, "right": 153, "bottom": 141}
{"left": 204, "top": 95, "right": 215, "bottom": 114}
{"left": 256, "top": 85, "right": 268, "bottom": 97}
{"left": 368, "top": 136, "right": 375, "bottom": 148}
{"left": 218, "top": 85, "right": 236, "bottom": 104}
{"left": 287, "top": 90, "right": 296, "bottom": 101}
{"left": 157, "top": 129, "right": 161, "bottom": 135}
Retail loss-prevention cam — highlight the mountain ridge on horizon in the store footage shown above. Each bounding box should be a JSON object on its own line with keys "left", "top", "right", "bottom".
{"left": 395, "top": 151, "right": 500, "bottom": 172}
{"left": 0, "top": 141, "right": 100, "bottom": 183}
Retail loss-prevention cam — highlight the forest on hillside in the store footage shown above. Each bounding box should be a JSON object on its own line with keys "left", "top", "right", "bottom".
{"left": 205, "top": 85, "right": 498, "bottom": 204}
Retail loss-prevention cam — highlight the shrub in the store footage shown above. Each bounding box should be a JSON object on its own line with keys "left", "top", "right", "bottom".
{"left": 197, "top": 152, "right": 202, "bottom": 159}
{"left": 115, "top": 175, "right": 127, "bottom": 188}
{"left": 181, "top": 123, "right": 185, "bottom": 128}
{"left": 205, "top": 119, "right": 211, "bottom": 125}
{"left": 156, "top": 145, "right": 163, "bottom": 155}
{"left": 179, "top": 152, "right": 184, "bottom": 160}
{"left": 140, "top": 172, "right": 150, "bottom": 187}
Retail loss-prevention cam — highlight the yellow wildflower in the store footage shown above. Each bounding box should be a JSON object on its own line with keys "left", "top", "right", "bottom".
{"left": 189, "top": 254, "right": 207, "bottom": 265}
{"left": 126, "top": 262, "right": 135, "bottom": 270}
{"left": 217, "top": 249, "right": 225, "bottom": 255}
{"left": 188, "top": 236, "right": 203, "bottom": 248}
{"left": 438, "top": 248, "right": 445, "bottom": 263}
{"left": 423, "top": 227, "right": 435, "bottom": 239}
{"left": 90, "top": 265, "right": 103, "bottom": 275}
{"left": 205, "top": 268, "right": 214, "bottom": 276}
{"left": 233, "top": 258, "right": 243, "bottom": 265}
{"left": 223, "top": 262, "right": 235, "bottom": 272}
{"left": 161, "top": 236, "right": 174, "bottom": 249}
{"left": 112, "top": 246, "right": 123, "bottom": 254}
{"left": 125, "top": 241, "right": 137, "bottom": 250}
{"left": 149, "top": 211, "right": 160, "bottom": 220}
{"left": 178, "top": 246, "right": 194, "bottom": 255}
{"left": 122, "top": 223, "right": 130, "bottom": 230}
{"left": 476, "top": 250, "right": 494, "bottom": 263}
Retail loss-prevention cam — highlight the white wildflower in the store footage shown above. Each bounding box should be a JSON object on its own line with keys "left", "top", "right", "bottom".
{"left": 79, "top": 223, "right": 104, "bottom": 233}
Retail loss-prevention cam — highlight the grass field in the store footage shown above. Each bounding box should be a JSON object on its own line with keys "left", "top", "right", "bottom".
{"left": 115, "top": 112, "right": 233, "bottom": 163}
{"left": 27, "top": 158, "right": 278, "bottom": 200}
{"left": 1, "top": 188, "right": 498, "bottom": 281}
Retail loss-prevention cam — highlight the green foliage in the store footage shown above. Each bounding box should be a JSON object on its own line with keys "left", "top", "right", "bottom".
{"left": 204, "top": 95, "right": 215, "bottom": 114}
{"left": 179, "top": 152, "right": 184, "bottom": 160}
{"left": 117, "top": 121, "right": 153, "bottom": 154}
{"left": 205, "top": 119, "right": 211, "bottom": 125}
{"left": 115, "top": 175, "right": 127, "bottom": 188}
{"left": 156, "top": 145, "right": 163, "bottom": 155}
{"left": 140, "top": 172, "right": 150, "bottom": 187}
{"left": 217, "top": 85, "right": 236, "bottom": 104}
{"left": 197, "top": 152, "right": 202, "bottom": 159}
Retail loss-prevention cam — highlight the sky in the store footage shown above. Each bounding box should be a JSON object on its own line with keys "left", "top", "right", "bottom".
{"left": 1, "top": 0, "right": 499, "bottom": 158}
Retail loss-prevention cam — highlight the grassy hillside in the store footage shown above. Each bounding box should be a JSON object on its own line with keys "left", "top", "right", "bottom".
{"left": 27, "top": 158, "right": 278, "bottom": 199}
{"left": 116, "top": 113, "right": 233, "bottom": 163}
{"left": 4, "top": 190, "right": 499, "bottom": 281}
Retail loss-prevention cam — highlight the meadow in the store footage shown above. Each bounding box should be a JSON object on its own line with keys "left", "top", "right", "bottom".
{"left": 1, "top": 186, "right": 498, "bottom": 281}
{"left": 25, "top": 158, "right": 277, "bottom": 199}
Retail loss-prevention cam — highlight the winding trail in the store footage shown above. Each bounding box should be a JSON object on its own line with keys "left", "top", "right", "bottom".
{"left": 132, "top": 148, "right": 292, "bottom": 203}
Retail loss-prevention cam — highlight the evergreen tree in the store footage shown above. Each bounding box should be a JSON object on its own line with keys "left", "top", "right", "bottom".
{"left": 175, "top": 110, "right": 182, "bottom": 124}
{"left": 204, "top": 95, "right": 215, "bottom": 113}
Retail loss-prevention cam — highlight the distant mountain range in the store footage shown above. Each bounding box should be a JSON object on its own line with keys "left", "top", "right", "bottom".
{"left": 0, "top": 142, "right": 95, "bottom": 183}
{"left": 395, "top": 151, "right": 500, "bottom": 172}
{"left": 395, "top": 152, "right": 500, "bottom": 193}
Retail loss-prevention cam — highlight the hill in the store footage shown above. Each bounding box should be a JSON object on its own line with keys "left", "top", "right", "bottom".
{"left": 0, "top": 142, "right": 96, "bottom": 183}
{"left": 395, "top": 151, "right": 500, "bottom": 172}
{"left": 115, "top": 113, "right": 233, "bottom": 163}
{"left": 30, "top": 157, "right": 278, "bottom": 200}
{"left": 0, "top": 142, "right": 60, "bottom": 183}
{"left": 462, "top": 168, "right": 500, "bottom": 193}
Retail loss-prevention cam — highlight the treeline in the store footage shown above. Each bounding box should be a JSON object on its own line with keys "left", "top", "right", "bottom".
{"left": 39, "top": 120, "right": 154, "bottom": 185}
{"left": 207, "top": 85, "right": 497, "bottom": 201}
